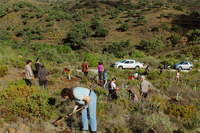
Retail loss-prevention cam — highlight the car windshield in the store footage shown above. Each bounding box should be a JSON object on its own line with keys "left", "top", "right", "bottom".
{"left": 178, "top": 61, "right": 185, "bottom": 64}
{"left": 189, "top": 62, "right": 193, "bottom": 64}
{"left": 121, "top": 60, "right": 126, "bottom": 63}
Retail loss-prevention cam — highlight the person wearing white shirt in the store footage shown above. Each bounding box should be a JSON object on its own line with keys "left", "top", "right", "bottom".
{"left": 108, "top": 78, "right": 119, "bottom": 99}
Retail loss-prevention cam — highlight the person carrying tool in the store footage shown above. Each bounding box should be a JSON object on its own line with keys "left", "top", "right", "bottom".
{"left": 140, "top": 75, "right": 152, "bottom": 98}
{"left": 61, "top": 87, "right": 97, "bottom": 133}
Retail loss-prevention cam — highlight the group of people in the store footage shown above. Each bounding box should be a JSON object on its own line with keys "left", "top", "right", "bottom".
{"left": 25, "top": 58, "right": 48, "bottom": 88}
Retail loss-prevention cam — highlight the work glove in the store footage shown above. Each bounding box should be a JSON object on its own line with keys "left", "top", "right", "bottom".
{"left": 72, "top": 108, "right": 77, "bottom": 113}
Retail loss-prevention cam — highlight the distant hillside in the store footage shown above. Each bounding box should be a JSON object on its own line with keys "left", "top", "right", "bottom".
{"left": 0, "top": 0, "right": 200, "bottom": 58}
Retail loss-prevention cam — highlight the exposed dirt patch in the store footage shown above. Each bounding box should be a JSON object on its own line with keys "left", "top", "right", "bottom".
{"left": 60, "top": 77, "right": 81, "bottom": 83}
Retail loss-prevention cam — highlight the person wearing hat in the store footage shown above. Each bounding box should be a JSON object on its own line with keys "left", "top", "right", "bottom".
{"left": 140, "top": 75, "right": 152, "bottom": 98}
{"left": 82, "top": 60, "right": 88, "bottom": 77}
{"left": 63, "top": 68, "right": 70, "bottom": 73}
{"left": 38, "top": 63, "right": 48, "bottom": 89}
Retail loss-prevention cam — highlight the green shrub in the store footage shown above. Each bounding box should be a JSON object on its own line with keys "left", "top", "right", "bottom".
{"left": 131, "top": 50, "right": 147, "bottom": 58}
{"left": 169, "top": 35, "right": 180, "bottom": 47}
{"left": 117, "top": 19, "right": 122, "bottom": 24}
{"left": 120, "top": 22, "right": 130, "bottom": 31}
{"left": 22, "top": 11, "right": 29, "bottom": 18}
{"left": 0, "top": 65, "right": 8, "bottom": 77}
{"left": 53, "top": 73, "right": 61, "bottom": 78}
{"left": 38, "top": 48, "right": 62, "bottom": 63}
{"left": 13, "top": 6, "right": 20, "bottom": 12}
{"left": 167, "top": 12, "right": 174, "bottom": 19}
{"left": 172, "top": 24, "right": 182, "bottom": 33}
{"left": 85, "top": 53, "right": 98, "bottom": 67}
{"left": 94, "top": 88, "right": 108, "bottom": 96}
{"left": 6, "top": 25, "right": 12, "bottom": 30}
{"left": 140, "top": 38, "right": 163, "bottom": 53}
{"left": 0, "top": 85, "right": 56, "bottom": 122}
{"left": 153, "top": 25, "right": 160, "bottom": 32}
{"left": 160, "top": 13, "right": 165, "bottom": 18}
{"left": 46, "top": 21, "right": 54, "bottom": 27}
{"left": 63, "top": 46, "right": 72, "bottom": 53}
{"left": 9, "top": 80, "right": 26, "bottom": 86}
{"left": 148, "top": 69, "right": 159, "bottom": 80}
{"left": 0, "top": 30, "right": 11, "bottom": 40}
{"left": 190, "top": 10, "right": 200, "bottom": 18}
{"left": 95, "top": 28, "right": 109, "bottom": 37}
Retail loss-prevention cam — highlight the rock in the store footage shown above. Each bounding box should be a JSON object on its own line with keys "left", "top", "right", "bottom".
{"left": 19, "top": 123, "right": 30, "bottom": 132}
{"left": 16, "top": 130, "right": 25, "bottom": 133}
{"left": 7, "top": 127, "right": 15, "bottom": 133}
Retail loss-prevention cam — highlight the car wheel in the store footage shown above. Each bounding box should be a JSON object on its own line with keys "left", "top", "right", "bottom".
{"left": 189, "top": 67, "right": 192, "bottom": 70}
{"left": 178, "top": 67, "right": 182, "bottom": 70}
{"left": 118, "top": 66, "right": 123, "bottom": 69}
{"left": 135, "top": 66, "right": 139, "bottom": 70}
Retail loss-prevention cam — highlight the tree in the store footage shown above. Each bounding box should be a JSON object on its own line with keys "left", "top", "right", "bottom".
{"left": 169, "top": 35, "right": 180, "bottom": 47}
{"left": 140, "top": 38, "right": 163, "bottom": 52}
{"left": 186, "top": 29, "right": 200, "bottom": 41}
{"left": 85, "top": 53, "right": 98, "bottom": 67}
{"left": 167, "top": 12, "right": 174, "bottom": 19}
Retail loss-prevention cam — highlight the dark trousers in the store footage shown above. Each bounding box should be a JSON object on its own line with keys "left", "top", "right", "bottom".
{"left": 39, "top": 80, "right": 47, "bottom": 89}
{"left": 109, "top": 89, "right": 118, "bottom": 100}
{"left": 142, "top": 92, "right": 148, "bottom": 98}
{"left": 25, "top": 79, "right": 35, "bottom": 87}
{"left": 98, "top": 71, "right": 103, "bottom": 80}
{"left": 84, "top": 72, "right": 88, "bottom": 77}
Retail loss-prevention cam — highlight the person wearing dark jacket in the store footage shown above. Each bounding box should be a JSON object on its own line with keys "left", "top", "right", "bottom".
{"left": 38, "top": 63, "right": 48, "bottom": 89}
{"left": 35, "top": 58, "right": 40, "bottom": 78}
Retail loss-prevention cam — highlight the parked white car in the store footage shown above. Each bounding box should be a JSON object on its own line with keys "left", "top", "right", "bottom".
{"left": 113, "top": 59, "right": 144, "bottom": 69}
{"left": 174, "top": 61, "right": 193, "bottom": 70}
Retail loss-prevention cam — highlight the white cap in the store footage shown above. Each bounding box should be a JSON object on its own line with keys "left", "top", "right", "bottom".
{"left": 141, "top": 75, "right": 145, "bottom": 79}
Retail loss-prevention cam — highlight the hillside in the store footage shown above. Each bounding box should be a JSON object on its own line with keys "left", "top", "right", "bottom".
{"left": 0, "top": 0, "right": 200, "bottom": 57}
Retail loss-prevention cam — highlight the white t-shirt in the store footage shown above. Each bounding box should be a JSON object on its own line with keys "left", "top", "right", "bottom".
{"left": 134, "top": 73, "right": 138, "bottom": 78}
{"left": 109, "top": 82, "right": 116, "bottom": 90}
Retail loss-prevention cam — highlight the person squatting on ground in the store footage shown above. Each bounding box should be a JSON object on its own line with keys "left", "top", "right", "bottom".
{"left": 25, "top": 60, "right": 36, "bottom": 87}
{"left": 140, "top": 75, "right": 152, "bottom": 98}
{"left": 35, "top": 58, "right": 40, "bottom": 78}
{"left": 108, "top": 78, "right": 119, "bottom": 100}
{"left": 128, "top": 73, "right": 138, "bottom": 80}
{"left": 175, "top": 70, "right": 180, "bottom": 83}
{"left": 103, "top": 69, "right": 108, "bottom": 89}
{"left": 38, "top": 63, "right": 48, "bottom": 89}
{"left": 63, "top": 68, "right": 70, "bottom": 73}
{"left": 98, "top": 62, "right": 103, "bottom": 81}
{"left": 61, "top": 87, "right": 97, "bottom": 133}
{"left": 82, "top": 60, "right": 88, "bottom": 77}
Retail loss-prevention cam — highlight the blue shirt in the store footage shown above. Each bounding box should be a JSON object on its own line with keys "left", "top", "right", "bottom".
{"left": 73, "top": 87, "right": 90, "bottom": 105}
{"left": 103, "top": 73, "right": 108, "bottom": 80}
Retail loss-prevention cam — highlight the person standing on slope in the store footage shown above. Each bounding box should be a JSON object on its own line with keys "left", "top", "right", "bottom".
{"left": 82, "top": 60, "right": 88, "bottom": 77}
{"left": 140, "top": 75, "right": 152, "bottom": 98}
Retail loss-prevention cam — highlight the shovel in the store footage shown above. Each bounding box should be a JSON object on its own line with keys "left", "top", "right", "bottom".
{"left": 53, "top": 106, "right": 84, "bottom": 127}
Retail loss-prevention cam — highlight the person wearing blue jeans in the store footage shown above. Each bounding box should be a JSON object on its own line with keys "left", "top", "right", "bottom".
{"left": 61, "top": 87, "right": 97, "bottom": 133}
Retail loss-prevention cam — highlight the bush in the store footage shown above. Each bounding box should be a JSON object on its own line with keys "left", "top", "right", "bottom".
{"left": 85, "top": 53, "right": 98, "bottom": 67}
{"left": 9, "top": 80, "right": 26, "bottom": 86}
{"left": 6, "top": 25, "right": 12, "bottom": 30}
{"left": 131, "top": 50, "right": 147, "bottom": 58}
{"left": 169, "top": 35, "right": 180, "bottom": 47}
{"left": 63, "top": 46, "right": 72, "bottom": 53}
{"left": 167, "top": 12, "right": 174, "bottom": 19}
{"left": 0, "top": 30, "right": 11, "bottom": 40}
{"left": 0, "top": 85, "right": 56, "bottom": 122}
{"left": 46, "top": 21, "right": 54, "bottom": 27}
{"left": 152, "top": 25, "right": 161, "bottom": 32}
{"left": 0, "top": 65, "right": 8, "bottom": 77}
{"left": 172, "top": 24, "right": 182, "bottom": 33}
{"left": 95, "top": 28, "right": 109, "bottom": 37}
{"left": 117, "top": 19, "right": 122, "bottom": 24}
{"left": 190, "top": 10, "right": 200, "bottom": 18}
{"left": 22, "top": 11, "right": 29, "bottom": 18}
{"left": 186, "top": 29, "right": 200, "bottom": 42}
{"left": 140, "top": 38, "right": 163, "bottom": 53}
{"left": 160, "top": 13, "right": 165, "bottom": 18}
{"left": 38, "top": 48, "right": 62, "bottom": 63}
{"left": 120, "top": 22, "right": 130, "bottom": 31}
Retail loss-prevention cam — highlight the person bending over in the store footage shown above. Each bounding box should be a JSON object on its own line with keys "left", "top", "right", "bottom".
{"left": 61, "top": 87, "right": 97, "bottom": 133}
